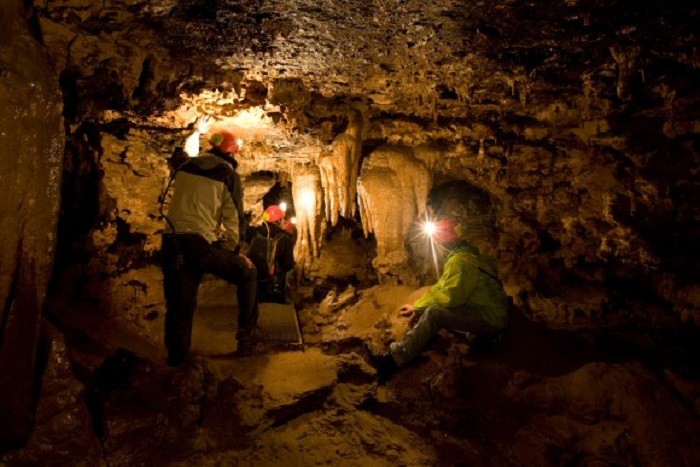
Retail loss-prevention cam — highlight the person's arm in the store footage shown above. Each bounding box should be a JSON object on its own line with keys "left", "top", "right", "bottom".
{"left": 231, "top": 171, "right": 246, "bottom": 238}
{"left": 413, "top": 257, "right": 478, "bottom": 310}
{"left": 220, "top": 190, "right": 240, "bottom": 251}
{"left": 279, "top": 232, "right": 296, "bottom": 271}
{"left": 183, "top": 115, "right": 212, "bottom": 157}
{"left": 220, "top": 170, "right": 244, "bottom": 251}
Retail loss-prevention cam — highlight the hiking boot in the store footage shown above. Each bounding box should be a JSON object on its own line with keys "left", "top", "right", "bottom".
{"left": 236, "top": 335, "right": 255, "bottom": 357}
{"left": 363, "top": 343, "right": 399, "bottom": 383}
{"left": 467, "top": 331, "right": 503, "bottom": 357}
{"left": 166, "top": 355, "right": 186, "bottom": 368}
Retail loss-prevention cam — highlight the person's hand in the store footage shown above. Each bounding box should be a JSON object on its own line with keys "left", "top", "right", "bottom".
{"left": 399, "top": 304, "right": 418, "bottom": 326}
{"left": 195, "top": 115, "right": 212, "bottom": 134}
{"left": 240, "top": 254, "right": 254, "bottom": 269}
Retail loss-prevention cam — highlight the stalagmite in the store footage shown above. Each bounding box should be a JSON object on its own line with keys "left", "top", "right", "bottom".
{"left": 477, "top": 138, "right": 486, "bottom": 176}
{"left": 610, "top": 45, "right": 641, "bottom": 102}
{"left": 319, "top": 109, "right": 363, "bottom": 226}
{"left": 357, "top": 145, "right": 432, "bottom": 277}
{"left": 292, "top": 164, "right": 324, "bottom": 276}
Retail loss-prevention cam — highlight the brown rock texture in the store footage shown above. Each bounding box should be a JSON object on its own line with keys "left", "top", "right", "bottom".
{"left": 0, "top": 323, "right": 103, "bottom": 465}
{"left": 0, "top": 0, "right": 64, "bottom": 448}
{"left": 31, "top": 0, "right": 697, "bottom": 330}
{"left": 0, "top": 0, "right": 699, "bottom": 464}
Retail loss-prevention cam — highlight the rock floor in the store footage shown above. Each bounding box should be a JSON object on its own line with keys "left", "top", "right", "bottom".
{"left": 5, "top": 280, "right": 700, "bottom": 466}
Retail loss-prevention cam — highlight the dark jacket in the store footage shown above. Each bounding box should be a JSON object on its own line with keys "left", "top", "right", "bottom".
{"left": 247, "top": 221, "right": 295, "bottom": 274}
{"left": 167, "top": 149, "right": 245, "bottom": 251}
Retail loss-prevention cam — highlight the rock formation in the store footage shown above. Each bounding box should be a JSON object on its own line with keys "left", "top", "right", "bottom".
{"left": 1, "top": 0, "right": 699, "bottom": 464}
{"left": 320, "top": 109, "right": 364, "bottom": 226}
{"left": 0, "top": 1, "right": 64, "bottom": 448}
{"left": 292, "top": 163, "right": 324, "bottom": 276}
{"left": 357, "top": 145, "right": 432, "bottom": 278}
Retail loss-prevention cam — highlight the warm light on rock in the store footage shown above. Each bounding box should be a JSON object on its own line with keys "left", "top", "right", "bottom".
{"left": 292, "top": 165, "right": 323, "bottom": 275}
{"left": 357, "top": 145, "right": 432, "bottom": 277}
{"left": 3, "top": 1, "right": 699, "bottom": 465}
{"left": 320, "top": 110, "right": 363, "bottom": 226}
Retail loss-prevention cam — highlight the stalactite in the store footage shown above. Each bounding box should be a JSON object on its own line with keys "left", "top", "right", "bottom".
{"left": 357, "top": 145, "right": 432, "bottom": 277}
{"left": 292, "top": 163, "right": 324, "bottom": 277}
{"left": 319, "top": 109, "right": 363, "bottom": 226}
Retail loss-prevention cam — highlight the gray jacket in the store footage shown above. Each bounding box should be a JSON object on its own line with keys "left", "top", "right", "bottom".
{"left": 167, "top": 151, "right": 245, "bottom": 250}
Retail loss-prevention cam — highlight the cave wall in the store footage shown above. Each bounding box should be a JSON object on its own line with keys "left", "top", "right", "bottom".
{"left": 32, "top": 0, "right": 700, "bottom": 339}
{"left": 0, "top": 0, "right": 697, "bottom": 460}
{"left": 0, "top": 1, "right": 64, "bottom": 448}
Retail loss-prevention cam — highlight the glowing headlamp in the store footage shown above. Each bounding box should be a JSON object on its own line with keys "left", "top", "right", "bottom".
{"left": 279, "top": 201, "right": 288, "bottom": 212}
{"left": 300, "top": 189, "right": 315, "bottom": 209}
{"left": 423, "top": 221, "right": 437, "bottom": 237}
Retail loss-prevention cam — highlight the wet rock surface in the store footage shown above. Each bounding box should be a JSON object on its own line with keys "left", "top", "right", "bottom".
{"left": 1, "top": 0, "right": 699, "bottom": 463}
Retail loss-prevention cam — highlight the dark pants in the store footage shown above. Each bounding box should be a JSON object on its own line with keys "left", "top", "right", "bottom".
{"left": 259, "top": 271, "right": 288, "bottom": 304}
{"left": 162, "top": 233, "right": 258, "bottom": 366}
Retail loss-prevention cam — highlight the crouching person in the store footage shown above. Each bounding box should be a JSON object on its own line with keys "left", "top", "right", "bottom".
{"left": 365, "top": 218, "right": 509, "bottom": 381}
{"left": 161, "top": 128, "right": 258, "bottom": 366}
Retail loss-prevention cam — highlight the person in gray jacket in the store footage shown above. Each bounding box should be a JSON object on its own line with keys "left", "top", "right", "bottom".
{"left": 161, "top": 128, "right": 258, "bottom": 366}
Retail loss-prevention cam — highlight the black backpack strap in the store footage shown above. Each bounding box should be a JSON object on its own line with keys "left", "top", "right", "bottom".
{"left": 159, "top": 157, "right": 193, "bottom": 234}
{"left": 477, "top": 266, "right": 501, "bottom": 283}
{"left": 268, "top": 233, "right": 287, "bottom": 274}
{"left": 462, "top": 252, "right": 502, "bottom": 284}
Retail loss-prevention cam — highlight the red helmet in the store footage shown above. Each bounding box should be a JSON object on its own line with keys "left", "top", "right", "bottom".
{"left": 433, "top": 219, "right": 460, "bottom": 244}
{"left": 209, "top": 131, "right": 239, "bottom": 154}
{"left": 263, "top": 205, "right": 285, "bottom": 223}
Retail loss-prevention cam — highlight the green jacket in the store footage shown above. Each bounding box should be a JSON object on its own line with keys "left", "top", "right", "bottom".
{"left": 414, "top": 244, "right": 508, "bottom": 327}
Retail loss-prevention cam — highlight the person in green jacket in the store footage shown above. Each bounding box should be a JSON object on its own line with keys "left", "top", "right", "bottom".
{"left": 366, "top": 217, "right": 509, "bottom": 380}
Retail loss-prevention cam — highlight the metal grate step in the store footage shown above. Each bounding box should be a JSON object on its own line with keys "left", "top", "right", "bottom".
{"left": 257, "top": 302, "right": 303, "bottom": 349}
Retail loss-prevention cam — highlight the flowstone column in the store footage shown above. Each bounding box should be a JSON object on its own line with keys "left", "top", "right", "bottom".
{"left": 292, "top": 164, "right": 324, "bottom": 277}
{"left": 357, "top": 145, "right": 432, "bottom": 282}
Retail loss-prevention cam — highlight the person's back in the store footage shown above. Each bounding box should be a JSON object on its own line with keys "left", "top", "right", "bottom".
{"left": 168, "top": 153, "right": 243, "bottom": 247}
{"left": 443, "top": 244, "right": 508, "bottom": 325}
{"left": 247, "top": 205, "right": 295, "bottom": 303}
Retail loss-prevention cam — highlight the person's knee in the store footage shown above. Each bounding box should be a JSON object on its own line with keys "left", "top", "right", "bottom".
{"left": 423, "top": 305, "right": 447, "bottom": 322}
{"left": 243, "top": 263, "right": 257, "bottom": 282}
{"left": 421, "top": 306, "right": 447, "bottom": 330}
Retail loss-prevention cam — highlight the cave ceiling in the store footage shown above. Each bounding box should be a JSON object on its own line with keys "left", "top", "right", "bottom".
{"left": 38, "top": 0, "right": 700, "bottom": 162}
